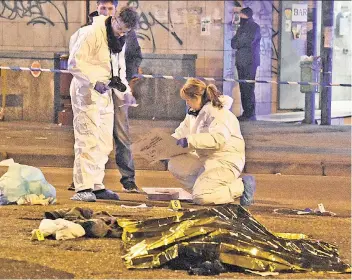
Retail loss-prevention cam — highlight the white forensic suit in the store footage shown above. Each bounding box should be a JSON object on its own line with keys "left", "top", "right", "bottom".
{"left": 169, "top": 96, "right": 245, "bottom": 205}
{"left": 68, "top": 15, "right": 131, "bottom": 192}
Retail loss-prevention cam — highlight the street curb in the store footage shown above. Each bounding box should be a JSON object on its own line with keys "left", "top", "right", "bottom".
{"left": 244, "top": 159, "right": 351, "bottom": 176}
{"left": 4, "top": 152, "right": 350, "bottom": 176}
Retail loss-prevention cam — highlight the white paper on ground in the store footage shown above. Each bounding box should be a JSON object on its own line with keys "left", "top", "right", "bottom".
{"left": 245, "top": 270, "right": 279, "bottom": 276}
{"left": 131, "top": 128, "right": 191, "bottom": 163}
{"left": 121, "top": 203, "right": 149, "bottom": 209}
{"left": 142, "top": 187, "right": 192, "bottom": 201}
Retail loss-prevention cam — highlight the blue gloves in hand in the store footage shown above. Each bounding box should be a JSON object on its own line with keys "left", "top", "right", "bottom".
{"left": 176, "top": 137, "right": 188, "bottom": 148}
{"left": 123, "top": 94, "right": 137, "bottom": 106}
{"left": 94, "top": 82, "right": 110, "bottom": 94}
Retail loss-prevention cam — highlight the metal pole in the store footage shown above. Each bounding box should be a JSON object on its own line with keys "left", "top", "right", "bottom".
{"left": 320, "top": 0, "right": 334, "bottom": 125}
{"left": 304, "top": 92, "right": 315, "bottom": 123}
{"left": 86, "top": 0, "right": 90, "bottom": 25}
{"left": 304, "top": 1, "right": 319, "bottom": 124}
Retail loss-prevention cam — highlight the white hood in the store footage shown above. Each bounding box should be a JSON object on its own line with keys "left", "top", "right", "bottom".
{"left": 220, "top": 95, "right": 233, "bottom": 110}
{"left": 92, "top": 15, "right": 108, "bottom": 27}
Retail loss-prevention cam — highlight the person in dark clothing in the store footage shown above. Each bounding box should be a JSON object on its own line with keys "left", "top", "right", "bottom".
{"left": 231, "top": 7, "right": 261, "bottom": 121}
{"left": 306, "top": 28, "right": 314, "bottom": 57}
{"left": 69, "top": 0, "right": 142, "bottom": 192}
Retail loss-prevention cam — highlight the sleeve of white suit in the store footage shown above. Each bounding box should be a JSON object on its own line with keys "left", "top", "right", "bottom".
{"left": 68, "top": 29, "right": 98, "bottom": 89}
{"left": 187, "top": 112, "right": 232, "bottom": 150}
{"left": 171, "top": 116, "right": 190, "bottom": 139}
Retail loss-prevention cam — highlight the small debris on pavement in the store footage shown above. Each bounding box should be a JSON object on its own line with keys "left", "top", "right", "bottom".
{"left": 121, "top": 203, "right": 149, "bottom": 209}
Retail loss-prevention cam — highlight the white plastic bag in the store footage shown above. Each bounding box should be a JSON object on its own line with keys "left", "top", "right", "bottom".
{"left": 0, "top": 161, "right": 56, "bottom": 204}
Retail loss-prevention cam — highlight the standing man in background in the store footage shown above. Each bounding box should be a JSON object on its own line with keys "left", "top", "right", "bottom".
{"left": 231, "top": 7, "right": 261, "bottom": 121}
{"left": 69, "top": 0, "right": 142, "bottom": 193}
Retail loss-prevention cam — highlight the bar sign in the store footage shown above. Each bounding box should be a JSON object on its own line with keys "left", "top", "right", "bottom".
{"left": 292, "top": 4, "right": 308, "bottom": 22}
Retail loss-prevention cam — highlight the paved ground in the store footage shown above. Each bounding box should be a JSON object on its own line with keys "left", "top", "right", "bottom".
{"left": 0, "top": 120, "right": 350, "bottom": 176}
{"left": 0, "top": 167, "right": 350, "bottom": 279}
{"left": 0, "top": 120, "right": 351, "bottom": 278}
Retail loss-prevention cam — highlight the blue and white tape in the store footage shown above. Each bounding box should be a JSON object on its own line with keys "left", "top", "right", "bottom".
{"left": 0, "top": 66, "right": 350, "bottom": 87}
{"left": 0, "top": 66, "right": 69, "bottom": 74}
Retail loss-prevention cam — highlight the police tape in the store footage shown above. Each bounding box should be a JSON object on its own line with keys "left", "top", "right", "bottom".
{"left": 0, "top": 66, "right": 351, "bottom": 87}
{"left": 0, "top": 66, "right": 70, "bottom": 74}
{"left": 134, "top": 74, "right": 352, "bottom": 87}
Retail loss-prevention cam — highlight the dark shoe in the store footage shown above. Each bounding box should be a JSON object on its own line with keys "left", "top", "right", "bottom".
{"left": 122, "top": 181, "right": 139, "bottom": 193}
{"left": 93, "top": 189, "right": 120, "bottom": 200}
{"left": 240, "top": 175, "right": 256, "bottom": 206}
{"left": 71, "top": 191, "right": 96, "bottom": 202}
{"left": 68, "top": 182, "right": 75, "bottom": 191}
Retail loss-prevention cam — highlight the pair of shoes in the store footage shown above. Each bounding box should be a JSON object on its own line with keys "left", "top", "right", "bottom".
{"left": 237, "top": 115, "right": 257, "bottom": 121}
{"left": 240, "top": 175, "right": 256, "bottom": 206}
{"left": 71, "top": 191, "right": 97, "bottom": 202}
{"left": 67, "top": 182, "right": 75, "bottom": 191}
{"left": 122, "top": 181, "right": 139, "bottom": 193}
{"left": 93, "top": 189, "right": 120, "bottom": 200}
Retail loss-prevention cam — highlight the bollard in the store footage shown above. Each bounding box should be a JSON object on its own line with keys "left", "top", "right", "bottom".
{"left": 59, "top": 54, "right": 69, "bottom": 70}
{"left": 300, "top": 57, "right": 321, "bottom": 124}
{"left": 57, "top": 54, "right": 73, "bottom": 126}
{"left": 0, "top": 69, "right": 8, "bottom": 121}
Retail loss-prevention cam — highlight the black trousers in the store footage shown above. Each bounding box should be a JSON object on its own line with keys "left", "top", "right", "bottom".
{"left": 236, "top": 64, "right": 257, "bottom": 117}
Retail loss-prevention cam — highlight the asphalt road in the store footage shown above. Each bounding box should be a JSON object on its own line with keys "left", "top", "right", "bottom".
{"left": 0, "top": 167, "right": 350, "bottom": 279}
{"left": 0, "top": 120, "right": 350, "bottom": 175}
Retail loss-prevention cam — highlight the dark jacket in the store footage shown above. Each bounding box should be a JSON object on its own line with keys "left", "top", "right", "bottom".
{"left": 125, "top": 30, "right": 142, "bottom": 81}
{"left": 87, "top": 11, "right": 142, "bottom": 82}
{"left": 231, "top": 18, "right": 261, "bottom": 68}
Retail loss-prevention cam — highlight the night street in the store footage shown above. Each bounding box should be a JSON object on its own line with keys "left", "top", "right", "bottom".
{"left": 0, "top": 0, "right": 351, "bottom": 278}
{"left": 0, "top": 167, "right": 350, "bottom": 279}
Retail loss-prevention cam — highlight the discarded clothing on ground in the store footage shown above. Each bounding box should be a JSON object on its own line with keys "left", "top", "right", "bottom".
{"left": 119, "top": 204, "right": 350, "bottom": 275}
{"left": 44, "top": 207, "right": 122, "bottom": 238}
{"left": 31, "top": 218, "right": 85, "bottom": 240}
{"left": 0, "top": 160, "right": 56, "bottom": 205}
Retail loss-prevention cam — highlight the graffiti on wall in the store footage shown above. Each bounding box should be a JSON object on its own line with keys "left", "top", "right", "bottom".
{"left": 128, "top": 0, "right": 183, "bottom": 52}
{"left": 0, "top": 0, "right": 68, "bottom": 30}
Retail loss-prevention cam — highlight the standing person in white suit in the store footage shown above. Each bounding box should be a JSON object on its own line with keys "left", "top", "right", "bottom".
{"left": 68, "top": 7, "right": 138, "bottom": 202}
{"left": 168, "top": 78, "right": 256, "bottom": 206}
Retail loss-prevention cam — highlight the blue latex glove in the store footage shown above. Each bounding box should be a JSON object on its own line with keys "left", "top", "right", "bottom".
{"left": 94, "top": 82, "right": 110, "bottom": 94}
{"left": 123, "top": 94, "right": 137, "bottom": 106}
{"left": 176, "top": 137, "right": 188, "bottom": 148}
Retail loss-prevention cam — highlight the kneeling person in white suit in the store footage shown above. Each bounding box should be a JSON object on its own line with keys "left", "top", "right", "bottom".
{"left": 169, "top": 78, "right": 256, "bottom": 206}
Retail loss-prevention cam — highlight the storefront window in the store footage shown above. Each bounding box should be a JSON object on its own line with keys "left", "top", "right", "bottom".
{"left": 332, "top": 1, "right": 352, "bottom": 111}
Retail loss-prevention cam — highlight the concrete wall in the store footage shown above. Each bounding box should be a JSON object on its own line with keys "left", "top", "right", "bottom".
{"left": 0, "top": 0, "right": 350, "bottom": 122}
{"left": 0, "top": 1, "right": 85, "bottom": 53}
{"left": 0, "top": 52, "right": 58, "bottom": 122}
{"left": 129, "top": 54, "right": 197, "bottom": 120}
{"left": 0, "top": 0, "right": 278, "bottom": 121}
{"left": 116, "top": 1, "right": 225, "bottom": 83}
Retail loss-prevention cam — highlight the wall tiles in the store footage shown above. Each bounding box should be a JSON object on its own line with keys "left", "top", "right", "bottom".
{"left": 17, "top": 23, "right": 34, "bottom": 48}
{"left": 204, "top": 50, "right": 224, "bottom": 78}
{"left": 2, "top": 22, "right": 19, "bottom": 46}
{"left": 32, "top": 25, "right": 51, "bottom": 47}
{"left": 168, "top": 23, "right": 188, "bottom": 51}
